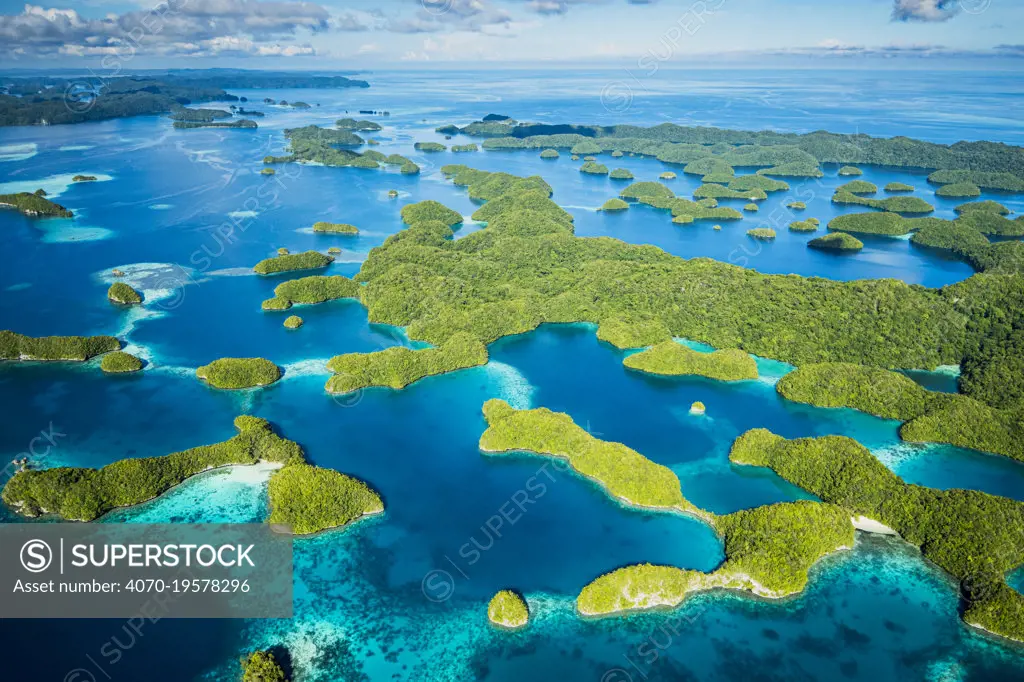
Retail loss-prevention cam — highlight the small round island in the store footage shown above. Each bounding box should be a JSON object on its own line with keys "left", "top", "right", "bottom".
{"left": 487, "top": 590, "right": 529, "bottom": 630}
{"left": 101, "top": 351, "right": 143, "bottom": 373}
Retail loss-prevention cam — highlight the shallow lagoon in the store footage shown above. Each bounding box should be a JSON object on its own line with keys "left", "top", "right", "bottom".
{"left": 2, "top": 69, "right": 1024, "bottom": 680}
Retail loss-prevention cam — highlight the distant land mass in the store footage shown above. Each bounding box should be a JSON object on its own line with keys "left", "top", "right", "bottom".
{"left": 0, "top": 70, "right": 370, "bottom": 127}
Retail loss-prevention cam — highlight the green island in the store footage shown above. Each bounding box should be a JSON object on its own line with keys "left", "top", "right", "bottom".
{"left": 0, "top": 75, "right": 260, "bottom": 126}
{"left": 0, "top": 331, "right": 120, "bottom": 361}
{"left": 645, "top": 194, "right": 743, "bottom": 222}
{"left": 728, "top": 429, "right": 1024, "bottom": 642}
{"left": 440, "top": 164, "right": 554, "bottom": 202}
{"left": 260, "top": 168, "right": 276, "bottom": 176}
{"left": 488, "top": 590, "right": 529, "bottom": 629}
{"left": 312, "top": 221, "right": 359, "bottom": 235}
{"left": 474, "top": 391, "right": 1019, "bottom": 630}
{"left": 808, "top": 232, "right": 863, "bottom": 251}
{"left": 774, "top": 362, "right": 1024, "bottom": 462}
{"left": 928, "top": 170, "right": 1024, "bottom": 193}
{"left": 956, "top": 210, "right": 1024, "bottom": 236}
{"left": 336, "top": 118, "right": 381, "bottom": 131}
{"left": 788, "top": 219, "right": 819, "bottom": 232}
{"left": 2, "top": 415, "right": 382, "bottom": 536}
{"left": 743, "top": 203, "right": 759, "bottom": 212}
{"left": 599, "top": 198, "right": 629, "bottom": 212}
{"left": 1, "top": 416, "right": 300, "bottom": 520}
{"left": 609, "top": 168, "right": 634, "bottom": 180}
{"left": 832, "top": 189, "right": 935, "bottom": 214}
{"left": 746, "top": 228, "right": 775, "bottom": 240}
{"left": 452, "top": 143, "right": 478, "bottom": 152}
{"left": 729, "top": 175, "right": 789, "bottom": 193}
{"left": 787, "top": 201, "right": 806, "bottom": 210}
{"left": 619, "top": 181, "right": 673, "bottom": 200}
{"left": 911, "top": 219, "right": 990, "bottom": 252}
{"left": 701, "top": 171, "right": 734, "bottom": 184}
{"left": 478, "top": 401, "right": 855, "bottom": 610}
{"left": 241, "top": 650, "right": 289, "bottom": 682}
{"left": 823, "top": 209, "right": 1022, "bottom": 273}
{"left": 72, "top": 174, "right": 97, "bottom": 182}
{"left": 694, "top": 184, "right": 768, "bottom": 201}
{"left": 400, "top": 200, "right": 463, "bottom": 226}
{"left": 169, "top": 108, "right": 231, "bottom": 123}
{"left": 837, "top": 180, "right": 877, "bottom": 194}
{"left": 660, "top": 172, "right": 677, "bottom": 179}
{"left": 172, "top": 119, "right": 257, "bottom": 130}
{"left": 885, "top": 182, "right": 915, "bottom": 192}
{"left": 623, "top": 341, "right": 758, "bottom": 381}
{"left": 325, "top": 333, "right": 487, "bottom": 395}
{"left": 107, "top": 282, "right": 142, "bottom": 305}
{"left": 580, "top": 161, "right": 609, "bottom": 175}
{"left": 414, "top": 141, "right": 446, "bottom": 152}
{"left": 957, "top": 200, "right": 1010, "bottom": 215}
{"left": 253, "top": 251, "right": 334, "bottom": 276}
{"left": 0, "top": 190, "right": 73, "bottom": 218}
{"left": 612, "top": 151, "right": 624, "bottom": 158}
{"left": 936, "top": 182, "right": 982, "bottom": 198}
{"left": 100, "top": 351, "right": 143, "bottom": 374}
{"left": 262, "top": 275, "right": 360, "bottom": 311}
{"left": 838, "top": 166, "right": 862, "bottom": 176}
{"left": 343, "top": 165, "right": 1024, "bottom": 414}
{"left": 480, "top": 399, "right": 696, "bottom": 513}
{"left": 267, "top": 462, "right": 384, "bottom": 535}
{"left": 283, "top": 316, "right": 303, "bottom": 329}
{"left": 443, "top": 118, "right": 1024, "bottom": 188}
{"left": 260, "top": 125, "right": 425, "bottom": 169}
{"left": 540, "top": 149, "right": 560, "bottom": 159}
{"left": 578, "top": 500, "right": 854, "bottom": 615}
{"left": 757, "top": 163, "right": 824, "bottom": 178}
{"left": 827, "top": 212, "right": 906, "bottom": 235}
{"left": 196, "top": 358, "right": 282, "bottom": 389}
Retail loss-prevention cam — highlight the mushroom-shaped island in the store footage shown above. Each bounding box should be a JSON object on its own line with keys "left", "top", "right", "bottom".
{"left": 487, "top": 590, "right": 529, "bottom": 629}
{"left": 108, "top": 282, "right": 142, "bottom": 305}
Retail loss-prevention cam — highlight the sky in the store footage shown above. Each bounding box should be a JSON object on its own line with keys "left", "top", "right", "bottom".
{"left": 0, "top": 0, "right": 1021, "bottom": 68}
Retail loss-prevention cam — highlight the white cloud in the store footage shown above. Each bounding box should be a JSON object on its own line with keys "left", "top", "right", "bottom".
{"left": 891, "top": 0, "right": 960, "bottom": 22}
{"left": 0, "top": 0, "right": 330, "bottom": 58}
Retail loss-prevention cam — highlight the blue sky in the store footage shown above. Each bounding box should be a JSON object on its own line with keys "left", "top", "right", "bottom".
{"left": 0, "top": 0, "right": 1020, "bottom": 67}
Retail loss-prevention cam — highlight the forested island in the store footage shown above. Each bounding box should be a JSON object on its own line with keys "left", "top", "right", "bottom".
{"left": 775, "top": 362, "right": 1023, "bottom": 461}
{"left": 263, "top": 125, "right": 419, "bottom": 173}
{"left": 729, "top": 429, "right": 1024, "bottom": 642}
{"left": 0, "top": 331, "right": 119, "bottom": 361}
{"left": 0, "top": 190, "right": 73, "bottom": 217}
{"left": 623, "top": 341, "right": 758, "bottom": 380}
{"left": 435, "top": 116, "right": 1024, "bottom": 179}
{"left": 254, "top": 251, "right": 334, "bottom": 275}
{"left": 480, "top": 401, "right": 856, "bottom": 609}
{"left": 0, "top": 71, "right": 368, "bottom": 126}
{"left": 336, "top": 165, "right": 1024, "bottom": 416}
{"left": 475, "top": 398, "right": 1022, "bottom": 640}
{"left": 173, "top": 119, "right": 257, "bottom": 130}
{"left": 196, "top": 358, "right": 282, "bottom": 389}
{"left": 1, "top": 416, "right": 382, "bottom": 535}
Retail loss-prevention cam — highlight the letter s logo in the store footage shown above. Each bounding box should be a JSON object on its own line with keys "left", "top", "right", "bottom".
{"left": 21, "top": 539, "right": 52, "bottom": 573}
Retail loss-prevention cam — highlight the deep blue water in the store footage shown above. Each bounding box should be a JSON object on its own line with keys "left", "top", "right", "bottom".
{"left": 1, "top": 69, "right": 1023, "bottom": 681}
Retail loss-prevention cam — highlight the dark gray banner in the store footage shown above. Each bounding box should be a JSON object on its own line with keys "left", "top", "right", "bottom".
{"left": 0, "top": 524, "right": 293, "bottom": 618}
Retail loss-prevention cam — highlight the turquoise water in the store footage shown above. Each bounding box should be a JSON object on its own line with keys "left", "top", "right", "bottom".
{"left": 2, "top": 69, "right": 1023, "bottom": 680}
